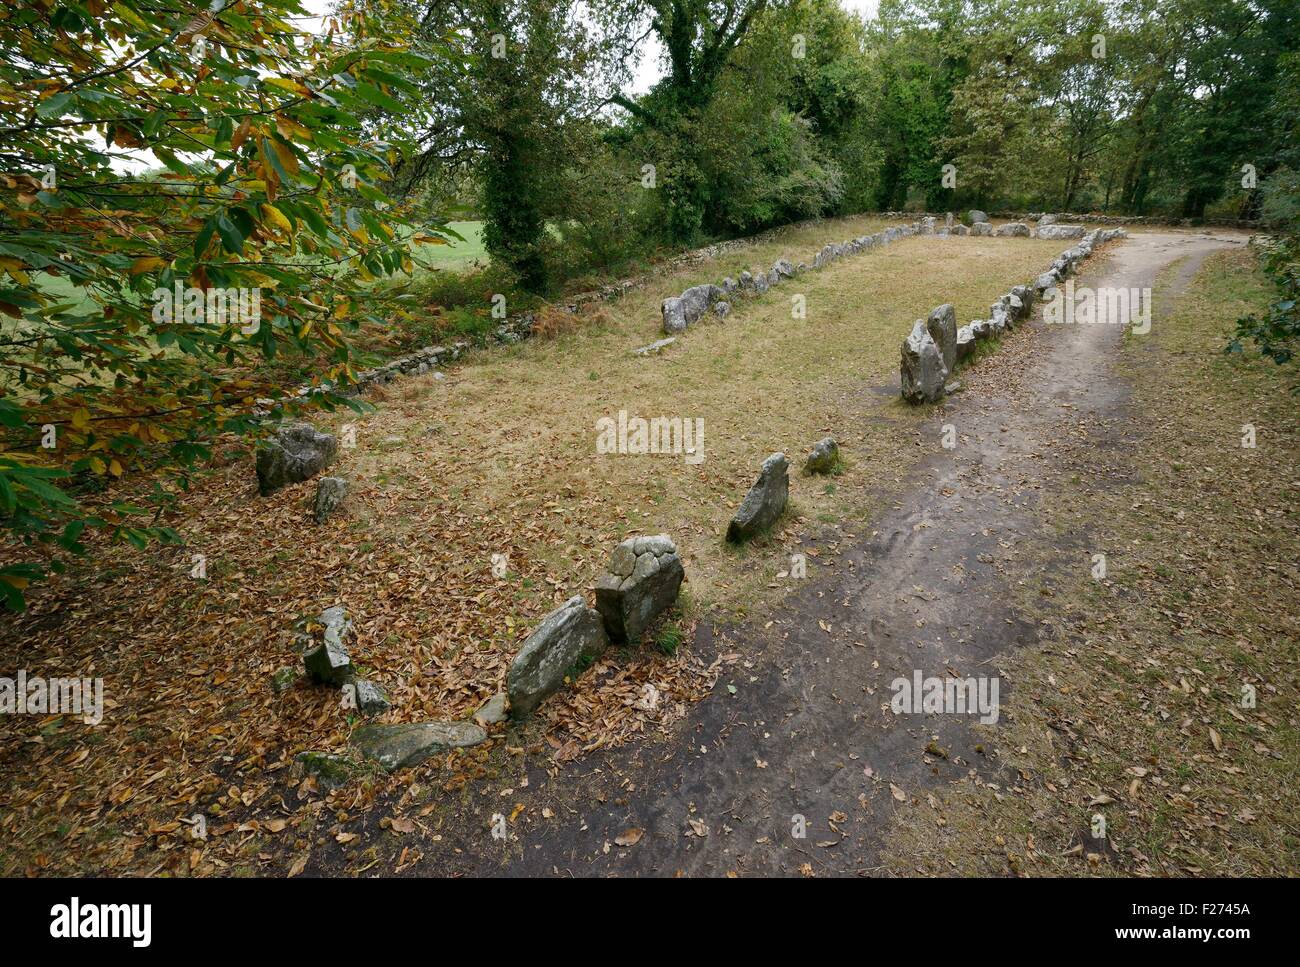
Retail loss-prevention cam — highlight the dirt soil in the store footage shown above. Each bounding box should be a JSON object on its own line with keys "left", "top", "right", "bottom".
{"left": 304, "top": 230, "right": 1263, "bottom": 878}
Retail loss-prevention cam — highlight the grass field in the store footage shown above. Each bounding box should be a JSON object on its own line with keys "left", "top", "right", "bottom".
{"left": 0, "top": 214, "right": 1073, "bottom": 874}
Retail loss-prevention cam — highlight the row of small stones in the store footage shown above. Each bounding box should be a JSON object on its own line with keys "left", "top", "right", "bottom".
{"left": 902, "top": 225, "right": 1131, "bottom": 401}
{"left": 654, "top": 212, "right": 1085, "bottom": 342}
{"left": 884, "top": 208, "right": 1257, "bottom": 229}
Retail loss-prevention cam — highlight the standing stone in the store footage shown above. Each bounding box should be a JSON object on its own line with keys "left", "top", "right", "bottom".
{"left": 302, "top": 605, "right": 354, "bottom": 685}
{"left": 926, "top": 304, "right": 958, "bottom": 373}
{"left": 900, "top": 320, "right": 949, "bottom": 404}
{"left": 507, "top": 596, "right": 608, "bottom": 718}
{"left": 595, "top": 534, "right": 685, "bottom": 644}
{"left": 969, "top": 210, "right": 989, "bottom": 224}
{"left": 955, "top": 325, "right": 976, "bottom": 363}
{"left": 773, "top": 258, "right": 796, "bottom": 279}
{"left": 257, "top": 423, "right": 338, "bottom": 496}
{"left": 970, "top": 221, "right": 993, "bottom": 236}
{"left": 353, "top": 679, "right": 391, "bottom": 716}
{"left": 662, "top": 283, "right": 724, "bottom": 334}
{"left": 726, "top": 453, "right": 789, "bottom": 543}
{"left": 920, "top": 216, "right": 937, "bottom": 234}
{"left": 804, "top": 437, "right": 839, "bottom": 475}
{"left": 1034, "top": 270, "right": 1060, "bottom": 295}
{"left": 313, "top": 476, "right": 348, "bottom": 524}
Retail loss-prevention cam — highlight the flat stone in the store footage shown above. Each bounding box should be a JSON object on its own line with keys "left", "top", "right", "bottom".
{"left": 632, "top": 337, "right": 677, "bottom": 356}
{"left": 1037, "top": 224, "right": 1086, "bottom": 239}
{"left": 296, "top": 752, "right": 358, "bottom": 790}
{"left": 971, "top": 221, "right": 993, "bottom": 236}
{"left": 726, "top": 453, "right": 789, "bottom": 543}
{"left": 350, "top": 721, "right": 487, "bottom": 772}
{"left": 994, "top": 222, "right": 1031, "bottom": 237}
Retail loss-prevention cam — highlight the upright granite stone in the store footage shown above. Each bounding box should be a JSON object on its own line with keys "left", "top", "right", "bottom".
{"left": 302, "top": 605, "right": 354, "bottom": 685}
{"left": 900, "top": 320, "right": 948, "bottom": 404}
{"left": 804, "top": 437, "right": 839, "bottom": 475}
{"left": 507, "top": 596, "right": 608, "bottom": 718}
{"left": 726, "top": 453, "right": 789, "bottom": 543}
{"left": 594, "top": 534, "right": 685, "bottom": 644}
{"left": 926, "top": 303, "right": 958, "bottom": 373}
{"left": 257, "top": 423, "right": 338, "bottom": 496}
{"left": 313, "top": 476, "right": 348, "bottom": 524}
{"left": 662, "top": 284, "right": 724, "bottom": 334}
{"left": 955, "top": 325, "right": 976, "bottom": 363}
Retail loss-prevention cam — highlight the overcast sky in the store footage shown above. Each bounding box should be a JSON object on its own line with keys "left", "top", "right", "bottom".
{"left": 298, "top": 0, "right": 882, "bottom": 94}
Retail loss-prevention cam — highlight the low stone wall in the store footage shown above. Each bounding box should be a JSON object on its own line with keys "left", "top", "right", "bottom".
{"left": 899, "top": 226, "right": 1130, "bottom": 403}
{"left": 656, "top": 219, "right": 935, "bottom": 336}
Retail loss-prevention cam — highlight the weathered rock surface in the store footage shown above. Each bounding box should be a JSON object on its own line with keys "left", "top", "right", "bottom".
{"left": 507, "top": 596, "right": 608, "bottom": 717}
{"left": 1038, "top": 213, "right": 1058, "bottom": 226}
{"left": 350, "top": 721, "right": 487, "bottom": 771}
{"left": 595, "top": 534, "right": 685, "bottom": 644}
{"left": 313, "top": 476, "right": 348, "bottom": 524}
{"left": 969, "top": 210, "right": 989, "bottom": 224}
{"left": 603, "top": 539, "right": 683, "bottom": 631}
{"left": 727, "top": 453, "right": 789, "bottom": 543}
{"left": 1037, "top": 224, "right": 1086, "bottom": 239}
{"left": 970, "top": 221, "right": 993, "bottom": 236}
{"left": 472, "top": 692, "right": 509, "bottom": 727}
{"left": 662, "top": 284, "right": 724, "bottom": 334}
{"left": 926, "top": 303, "right": 958, "bottom": 373}
{"left": 302, "top": 605, "right": 353, "bottom": 685}
{"left": 353, "top": 679, "right": 391, "bottom": 716}
{"left": 955, "top": 325, "right": 976, "bottom": 362}
{"left": 257, "top": 423, "right": 338, "bottom": 496}
{"left": 804, "top": 437, "right": 840, "bottom": 475}
{"left": 900, "top": 320, "right": 949, "bottom": 404}
{"left": 994, "top": 222, "right": 1031, "bottom": 237}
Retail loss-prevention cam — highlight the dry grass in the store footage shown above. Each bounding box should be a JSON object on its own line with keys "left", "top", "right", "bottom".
{"left": 0, "top": 214, "right": 1066, "bottom": 875}
{"left": 881, "top": 246, "right": 1299, "bottom": 877}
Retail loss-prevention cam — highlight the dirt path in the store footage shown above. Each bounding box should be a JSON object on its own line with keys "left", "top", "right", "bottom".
{"left": 396, "top": 230, "right": 1247, "bottom": 877}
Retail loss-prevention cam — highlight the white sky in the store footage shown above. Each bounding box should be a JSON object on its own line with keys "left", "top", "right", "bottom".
{"left": 299, "top": 0, "right": 881, "bottom": 94}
